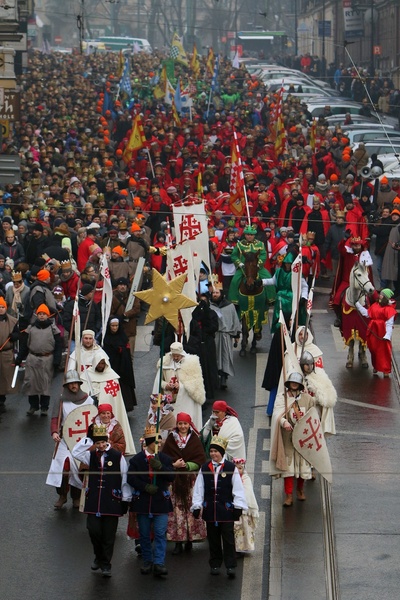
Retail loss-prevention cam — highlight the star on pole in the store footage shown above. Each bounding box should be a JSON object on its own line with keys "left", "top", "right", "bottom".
{"left": 134, "top": 269, "right": 197, "bottom": 330}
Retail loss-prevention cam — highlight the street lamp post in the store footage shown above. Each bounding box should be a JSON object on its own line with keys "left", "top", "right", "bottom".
{"left": 294, "top": 0, "right": 298, "bottom": 56}
{"left": 322, "top": 0, "right": 326, "bottom": 77}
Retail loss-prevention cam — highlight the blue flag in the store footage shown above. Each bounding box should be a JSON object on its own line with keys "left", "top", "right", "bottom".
{"left": 174, "top": 79, "right": 182, "bottom": 113}
{"left": 211, "top": 55, "right": 220, "bottom": 92}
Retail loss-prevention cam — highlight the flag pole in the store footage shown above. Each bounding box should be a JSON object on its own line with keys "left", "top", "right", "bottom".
{"left": 233, "top": 129, "right": 251, "bottom": 225}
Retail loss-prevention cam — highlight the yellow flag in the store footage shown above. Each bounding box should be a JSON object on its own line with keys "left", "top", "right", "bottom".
{"left": 170, "top": 32, "right": 188, "bottom": 66}
{"left": 123, "top": 115, "right": 146, "bottom": 164}
{"left": 206, "top": 48, "right": 214, "bottom": 77}
{"left": 190, "top": 43, "right": 200, "bottom": 78}
{"left": 197, "top": 171, "right": 203, "bottom": 198}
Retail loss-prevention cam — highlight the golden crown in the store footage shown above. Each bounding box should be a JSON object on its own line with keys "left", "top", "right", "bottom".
{"left": 92, "top": 423, "right": 108, "bottom": 438}
{"left": 210, "top": 435, "right": 228, "bottom": 450}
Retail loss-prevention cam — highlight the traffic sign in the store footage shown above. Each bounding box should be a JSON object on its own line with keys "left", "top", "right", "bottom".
{"left": 373, "top": 45, "right": 381, "bottom": 55}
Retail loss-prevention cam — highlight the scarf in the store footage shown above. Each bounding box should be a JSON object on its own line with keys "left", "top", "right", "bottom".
{"left": 11, "top": 282, "right": 25, "bottom": 316}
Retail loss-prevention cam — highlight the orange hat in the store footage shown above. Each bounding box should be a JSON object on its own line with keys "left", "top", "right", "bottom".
{"left": 129, "top": 177, "right": 137, "bottom": 187}
{"left": 380, "top": 176, "right": 389, "bottom": 184}
{"left": 133, "top": 197, "right": 141, "bottom": 208}
{"left": 332, "top": 137, "right": 338, "bottom": 142}
{"left": 131, "top": 223, "right": 141, "bottom": 232}
{"left": 37, "top": 269, "right": 50, "bottom": 281}
{"left": 330, "top": 174, "right": 339, "bottom": 181}
{"left": 136, "top": 213, "right": 145, "bottom": 221}
{"left": 111, "top": 245, "right": 124, "bottom": 257}
{"left": 392, "top": 196, "right": 400, "bottom": 204}
{"left": 391, "top": 208, "right": 400, "bottom": 216}
{"left": 0, "top": 297, "right": 7, "bottom": 308}
{"left": 119, "top": 189, "right": 129, "bottom": 196}
{"left": 36, "top": 303, "right": 50, "bottom": 316}
{"left": 341, "top": 137, "right": 349, "bottom": 145}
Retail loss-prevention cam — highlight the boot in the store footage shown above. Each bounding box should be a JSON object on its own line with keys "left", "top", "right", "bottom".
{"left": 220, "top": 373, "right": 228, "bottom": 390}
{"left": 72, "top": 498, "right": 81, "bottom": 509}
{"left": 172, "top": 542, "right": 183, "bottom": 555}
{"left": 297, "top": 488, "right": 306, "bottom": 501}
{"left": 283, "top": 494, "right": 293, "bottom": 507}
{"left": 54, "top": 495, "right": 67, "bottom": 509}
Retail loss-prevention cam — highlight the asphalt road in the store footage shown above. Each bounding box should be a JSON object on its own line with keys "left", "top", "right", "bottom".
{"left": 1, "top": 273, "right": 399, "bottom": 600}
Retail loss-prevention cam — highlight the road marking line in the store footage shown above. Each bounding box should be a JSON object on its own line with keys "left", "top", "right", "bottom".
{"left": 241, "top": 512, "right": 266, "bottom": 598}
{"left": 339, "top": 397, "right": 400, "bottom": 413}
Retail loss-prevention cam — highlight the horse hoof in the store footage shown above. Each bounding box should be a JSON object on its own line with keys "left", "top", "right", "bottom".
{"left": 239, "top": 349, "right": 246, "bottom": 357}
{"left": 250, "top": 346, "right": 257, "bottom": 354}
{"left": 346, "top": 362, "right": 353, "bottom": 368}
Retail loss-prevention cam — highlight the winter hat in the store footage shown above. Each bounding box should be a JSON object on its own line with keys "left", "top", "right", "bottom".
{"left": 81, "top": 283, "right": 94, "bottom": 296}
{"left": 36, "top": 303, "right": 50, "bottom": 316}
{"left": 36, "top": 269, "right": 50, "bottom": 281}
{"left": 381, "top": 288, "right": 394, "bottom": 299}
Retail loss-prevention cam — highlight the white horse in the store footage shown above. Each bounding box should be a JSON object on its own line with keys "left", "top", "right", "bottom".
{"left": 341, "top": 262, "right": 375, "bottom": 368}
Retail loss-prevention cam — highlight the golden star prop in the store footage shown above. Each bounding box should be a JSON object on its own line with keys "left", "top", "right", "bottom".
{"left": 134, "top": 269, "right": 197, "bottom": 330}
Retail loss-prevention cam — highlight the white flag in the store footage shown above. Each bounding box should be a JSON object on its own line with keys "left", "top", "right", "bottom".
{"left": 290, "top": 249, "right": 303, "bottom": 335}
{"left": 100, "top": 254, "right": 113, "bottom": 344}
{"left": 72, "top": 294, "right": 81, "bottom": 373}
{"left": 279, "top": 309, "right": 301, "bottom": 376}
{"left": 232, "top": 51, "right": 240, "bottom": 69}
{"left": 166, "top": 242, "right": 197, "bottom": 336}
{"left": 172, "top": 200, "right": 210, "bottom": 280}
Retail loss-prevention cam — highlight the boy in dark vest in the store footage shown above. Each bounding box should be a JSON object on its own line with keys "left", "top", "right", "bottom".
{"left": 191, "top": 435, "right": 247, "bottom": 578}
{"left": 72, "top": 423, "right": 131, "bottom": 577}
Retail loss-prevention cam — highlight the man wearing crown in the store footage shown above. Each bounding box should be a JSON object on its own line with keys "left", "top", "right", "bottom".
{"left": 191, "top": 435, "right": 247, "bottom": 579}
{"left": 72, "top": 422, "right": 131, "bottom": 577}
{"left": 127, "top": 425, "right": 175, "bottom": 578}
{"left": 228, "top": 224, "right": 273, "bottom": 305}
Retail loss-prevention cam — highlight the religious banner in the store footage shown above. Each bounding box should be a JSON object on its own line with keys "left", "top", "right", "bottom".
{"left": 292, "top": 406, "right": 332, "bottom": 483}
{"left": 166, "top": 243, "right": 198, "bottom": 335}
{"left": 172, "top": 200, "right": 210, "bottom": 278}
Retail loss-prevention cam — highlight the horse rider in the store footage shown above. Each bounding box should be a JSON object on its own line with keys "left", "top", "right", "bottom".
{"left": 261, "top": 251, "right": 308, "bottom": 334}
{"left": 228, "top": 225, "right": 275, "bottom": 305}
{"left": 330, "top": 234, "right": 373, "bottom": 327}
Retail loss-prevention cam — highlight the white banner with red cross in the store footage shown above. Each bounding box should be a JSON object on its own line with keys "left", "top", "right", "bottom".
{"left": 166, "top": 242, "right": 197, "bottom": 335}
{"left": 172, "top": 200, "right": 210, "bottom": 280}
{"left": 292, "top": 406, "right": 332, "bottom": 483}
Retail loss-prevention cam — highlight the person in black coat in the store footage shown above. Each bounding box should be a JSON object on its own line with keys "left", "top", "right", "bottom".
{"left": 102, "top": 317, "right": 137, "bottom": 411}
{"left": 62, "top": 284, "right": 102, "bottom": 338}
{"left": 24, "top": 223, "right": 50, "bottom": 267}
{"left": 127, "top": 427, "right": 175, "bottom": 577}
{"left": 72, "top": 424, "right": 131, "bottom": 577}
{"left": 190, "top": 294, "right": 219, "bottom": 400}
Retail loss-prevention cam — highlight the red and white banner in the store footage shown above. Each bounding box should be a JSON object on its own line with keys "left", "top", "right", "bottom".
{"left": 166, "top": 242, "right": 197, "bottom": 335}
{"left": 100, "top": 254, "right": 113, "bottom": 344}
{"left": 172, "top": 201, "right": 210, "bottom": 279}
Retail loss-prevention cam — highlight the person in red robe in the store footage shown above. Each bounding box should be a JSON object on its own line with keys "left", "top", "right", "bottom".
{"left": 356, "top": 289, "right": 397, "bottom": 376}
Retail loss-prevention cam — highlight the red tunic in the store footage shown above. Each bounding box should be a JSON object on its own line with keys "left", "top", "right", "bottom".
{"left": 366, "top": 303, "right": 397, "bottom": 373}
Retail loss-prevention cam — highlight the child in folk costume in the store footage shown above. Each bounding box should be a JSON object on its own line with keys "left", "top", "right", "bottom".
{"left": 191, "top": 436, "right": 248, "bottom": 579}
{"left": 72, "top": 423, "right": 131, "bottom": 577}
{"left": 232, "top": 458, "right": 259, "bottom": 554}
{"left": 269, "top": 372, "right": 316, "bottom": 507}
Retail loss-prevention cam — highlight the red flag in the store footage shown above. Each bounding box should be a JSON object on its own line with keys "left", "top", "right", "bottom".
{"left": 229, "top": 131, "right": 245, "bottom": 216}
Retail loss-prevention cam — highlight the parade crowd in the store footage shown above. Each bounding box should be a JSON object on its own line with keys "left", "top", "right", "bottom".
{"left": 0, "top": 44, "right": 397, "bottom": 578}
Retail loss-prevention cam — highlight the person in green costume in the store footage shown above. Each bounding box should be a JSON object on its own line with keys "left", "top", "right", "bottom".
{"left": 261, "top": 252, "right": 308, "bottom": 334}
{"left": 228, "top": 225, "right": 275, "bottom": 305}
